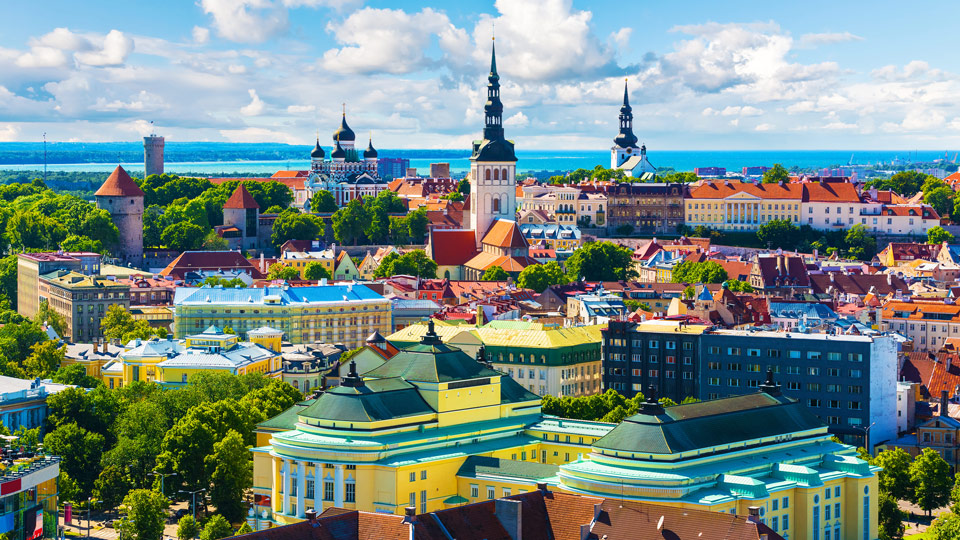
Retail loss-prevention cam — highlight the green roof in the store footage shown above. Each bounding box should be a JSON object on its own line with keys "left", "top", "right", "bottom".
{"left": 594, "top": 393, "right": 826, "bottom": 456}
{"left": 257, "top": 398, "right": 316, "bottom": 430}
{"left": 457, "top": 456, "right": 558, "bottom": 481}
{"left": 362, "top": 341, "right": 498, "bottom": 383}
{"left": 500, "top": 376, "right": 540, "bottom": 405}
{"left": 299, "top": 378, "right": 434, "bottom": 422}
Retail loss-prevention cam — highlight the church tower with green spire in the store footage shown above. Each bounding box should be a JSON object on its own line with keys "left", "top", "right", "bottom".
{"left": 469, "top": 39, "right": 518, "bottom": 246}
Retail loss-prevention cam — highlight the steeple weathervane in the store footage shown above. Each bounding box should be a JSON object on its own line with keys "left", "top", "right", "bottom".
{"left": 483, "top": 39, "right": 504, "bottom": 142}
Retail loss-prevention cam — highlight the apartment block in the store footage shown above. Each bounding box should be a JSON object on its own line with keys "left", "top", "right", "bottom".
{"left": 17, "top": 252, "right": 100, "bottom": 319}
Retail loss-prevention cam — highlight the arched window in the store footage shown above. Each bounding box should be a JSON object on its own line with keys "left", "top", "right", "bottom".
{"left": 493, "top": 168, "right": 500, "bottom": 181}
{"left": 485, "top": 169, "right": 491, "bottom": 180}
{"left": 493, "top": 198, "right": 501, "bottom": 213}
{"left": 502, "top": 168, "right": 508, "bottom": 180}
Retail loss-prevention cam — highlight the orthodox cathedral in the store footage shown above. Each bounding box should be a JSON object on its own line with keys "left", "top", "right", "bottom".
{"left": 610, "top": 80, "right": 656, "bottom": 177}
{"left": 305, "top": 111, "right": 389, "bottom": 208}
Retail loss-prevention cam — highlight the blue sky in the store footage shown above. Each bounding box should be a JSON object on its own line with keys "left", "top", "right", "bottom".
{"left": 1, "top": 0, "right": 959, "bottom": 150}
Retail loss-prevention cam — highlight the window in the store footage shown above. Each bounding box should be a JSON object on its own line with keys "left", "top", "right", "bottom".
{"left": 409, "top": 472, "right": 416, "bottom": 482}
{"left": 809, "top": 399, "right": 821, "bottom": 407}
{"left": 772, "top": 516, "right": 779, "bottom": 532}
{"left": 828, "top": 352, "right": 841, "bottom": 361}
{"left": 421, "top": 490, "right": 427, "bottom": 513}
{"left": 345, "top": 482, "right": 355, "bottom": 503}
{"left": 649, "top": 340, "right": 659, "bottom": 348}
{"left": 835, "top": 502, "right": 840, "bottom": 519}
{"left": 789, "top": 350, "right": 801, "bottom": 359}
{"left": 828, "top": 368, "right": 840, "bottom": 377}
{"left": 826, "top": 487, "right": 832, "bottom": 501}
{"left": 728, "top": 363, "right": 741, "bottom": 371}
{"left": 835, "top": 486, "right": 841, "bottom": 498}
{"left": 849, "top": 369, "right": 862, "bottom": 378}
{"left": 849, "top": 353, "right": 863, "bottom": 362}
{"left": 709, "top": 346, "right": 720, "bottom": 354}
{"left": 808, "top": 383, "right": 821, "bottom": 391}
{"left": 306, "top": 480, "right": 315, "bottom": 499}
{"left": 808, "top": 367, "right": 820, "bottom": 376}
{"left": 470, "top": 484, "right": 479, "bottom": 498}
{"left": 768, "top": 349, "right": 781, "bottom": 358}
{"left": 728, "top": 378, "right": 740, "bottom": 387}
{"left": 708, "top": 361, "right": 721, "bottom": 369}
{"left": 708, "top": 377, "right": 720, "bottom": 386}
{"left": 666, "top": 341, "right": 676, "bottom": 350}
{"left": 324, "top": 482, "right": 334, "bottom": 501}
{"left": 783, "top": 514, "right": 789, "bottom": 530}
{"left": 487, "top": 486, "right": 495, "bottom": 499}
{"left": 728, "top": 347, "right": 741, "bottom": 355}
{"left": 421, "top": 470, "right": 427, "bottom": 480}
{"left": 772, "top": 499, "right": 779, "bottom": 511}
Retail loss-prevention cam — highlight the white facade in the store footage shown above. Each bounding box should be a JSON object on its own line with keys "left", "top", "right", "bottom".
{"left": 869, "top": 336, "right": 899, "bottom": 450}
{"left": 803, "top": 200, "right": 879, "bottom": 231}
{"left": 896, "top": 381, "right": 917, "bottom": 436}
{"left": 469, "top": 161, "right": 516, "bottom": 244}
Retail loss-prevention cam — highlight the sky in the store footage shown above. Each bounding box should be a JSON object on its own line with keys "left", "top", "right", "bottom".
{"left": 1, "top": 0, "right": 959, "bottom": 151}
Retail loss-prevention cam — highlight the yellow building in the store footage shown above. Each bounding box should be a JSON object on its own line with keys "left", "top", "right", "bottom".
{"left": 251, "top": 325, "right": 877, "bottom": 540}
{"left": 173, "top": 284, "right": 390, "bottom": 347}
{"left": 105, "top": 326, "right": 282, "bottom": 388}
{"left": 685, "top": 180, "right": 803, "bottom": 232}
{"left": 279, "top": 249, "right": 336, "bottom": 278}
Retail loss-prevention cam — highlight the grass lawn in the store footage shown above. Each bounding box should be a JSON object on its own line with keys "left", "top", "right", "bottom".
{"left": 905, "top": 533, "right": 931, "bottom": 539}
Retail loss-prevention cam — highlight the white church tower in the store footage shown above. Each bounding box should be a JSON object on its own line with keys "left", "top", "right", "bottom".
{"left": 469, "top": 39, "right": 517, "bottom": 246}
{"left": 611, "top": 80, "right": 655, "bottom": 177}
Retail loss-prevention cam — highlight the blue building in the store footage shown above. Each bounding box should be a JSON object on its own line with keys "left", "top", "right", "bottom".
{"left": 0, "top": 376, "right": 73, "bottom": 433}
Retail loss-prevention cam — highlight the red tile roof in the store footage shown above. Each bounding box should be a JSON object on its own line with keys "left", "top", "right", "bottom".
{"left": 809, "top": 272, "right": 907, "bottom": 296}
{"left": 801, "top": 181, "right": 862, "bottom": 203}
{"left": 902, "top": 352, "right": 960, "bottom": 400}
{"left": 688, "top": 180, "right": 802, "bottom": 200}
{"left": 95, "top": 166, "right": 145, "bottom": 197}
{"left": 590, "top": 498, "right": 779, "bottom": 540}
{"left": 224, "top": 184, "right": 260, "bottom": 209}
{"left": 160, "top": 251, "right": 267, "bottom": 280}
{"left": 428, "top": 230, "right": 479, "bottom": 266}
{"left": 481, "top": 219, "right": 528, "bottom": 249}
{"left": 882, "top": 205, "right": 939, "bottom": 219}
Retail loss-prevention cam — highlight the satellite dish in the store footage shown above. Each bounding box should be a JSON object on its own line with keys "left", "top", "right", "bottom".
{"left": 657, "top": 516, "right": 665, "bottom": 530}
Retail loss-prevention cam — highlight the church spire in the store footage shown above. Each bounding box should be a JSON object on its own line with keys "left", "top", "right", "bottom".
{"left": 613, "top": 78, "right": 638, "bottom": 149}
{"left": 483, "top": 38, "right": 504, "bottom": 142}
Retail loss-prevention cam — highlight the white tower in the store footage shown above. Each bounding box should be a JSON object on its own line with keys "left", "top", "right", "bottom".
{"left": 469, "top": 39, "right": 517, "bottom": 246}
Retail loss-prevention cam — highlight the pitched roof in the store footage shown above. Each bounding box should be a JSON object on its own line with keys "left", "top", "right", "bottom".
{"left": 160, "top": 251, "right": 267, "bottom": 280}
{"left": 428, "top": 230, "right": 479, "bottom": 266}
{"left": 481, "top": 219, "right": 529, "bottom": 249}
{"left": 594, "top": 392, "right": 825, "bottom": 455}
{"left": 589, "top": 499, "right": 780, "bottom": 540}
{"left": 234, "top": 508, "right": 407, "bottom": 540}
{"left": 95, "top": 165, "right": 145, "bottom": 197}
{"left": 809, "top": 272, "right": 907, "bottom": 296}
{"left": 361, "top": 336, "right": 499, "bottom": 383}
{"left": 801, "top": 181, "right": 862, "bottom": 203}
{"left": 882, "top": 205, "right": 940, "bottom": 219}
{"left": 753, "top": 254, "right": 810, "bottom": 287}
{"left": 688, "top": 180, "right": 802, "bottom": 200}
{"left": 881, "top": 243, "right": 942, "bottom": 262}
{"left": 224, "top": 184, "right": 260, "bottom": 209}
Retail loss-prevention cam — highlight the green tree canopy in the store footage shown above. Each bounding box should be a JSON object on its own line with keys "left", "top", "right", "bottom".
{"left": 756, "top": 219, "right": 799, "bottom": 249}
{"left": 929, "top": 226, "right": 955, "bottom": 245}
{"left": 199, "top": 515, "right": 233, "bottom": 540}
{"left": 761, "top": 163, "right": 790, "bottom": 184}
{"left": 43, "top": 422, "right": 106, "bottom": 496}
{"left": 118, "top": 489, "right": 168, "bottom": 540}
{"left": 481, "top": 266, "right": 510, "bottom": 281}
{"left": 93, "top": 464, "right": 131, "bottom": 511}
{"left": 374, "top": 250, "right": 437, "bottom": 279}
{"left": 101, "top": 305, "right": 167, "bottom": 343}
{"left": 162, "top": 222, "right": 205, "bottom": 252}
{"left": 267, "top": 263, "right": 300, "bottom": 281}
{"left": 310, "top": 190, "right": 338, "bottom": 213}
{"left": 205, "top": 430, "right": 252, "bottom": 522}
{"left": 331, "top": 199, "right": 368, "bottom": 246}
{"left": 724, "top": 280, "right": 754, "bottom": 292}
{"left": 875, "top": 448, "right": 914, "bottom": 500}
{"left": 671, "top": 261, "right": 728, "bottom": 284}
{"left": 845, "top": 224, "right": 878, "bottom": 260}
{"left": 866, "top": 171, "right": 931, "bottom": 197}
{"left": 516, "top": 261, "right": 569, "bottom": 292}
{"left": 878, "top": 491, "right": 905, "bottom": 540}
{"left": 565, "top": 241, "right": 635, "bottom": 281}
{"left": 303, "top": 261, "right": 332, "bottom": 280}
{"left": 910, "top": 447, "right": 954, "bottom": 515}
{"left": 177, "top": 515, "right": 199, "bottom": 540}
{"left": 270, "top": 209, "right": 320, "bottom": 249}
{"left": 925, "top": 186, "right": 955, "bottom": 219}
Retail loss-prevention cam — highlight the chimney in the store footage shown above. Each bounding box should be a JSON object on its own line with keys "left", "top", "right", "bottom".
{"left": 747, "top": 506, "right": 761, "bottom": 523}
{"left": 887, "top": 273, "right": 893, "bottom": 286}
{"left": 494, "top": 499, "right": 522, "bottom": 540}
{"left": 103, "top": 340, "right": 109, "bottom": 354}
{"left": 536, "top": 482, "right": 548, "bottom": 493}
{"left": 304, "top": 509, "right": 317, "bottom": 522}
{"left": 402, "top": 506, "right": 416, "bottom": 540}
{"left": 93, "top": 340, "right": 99, "bottom": 354}
{"left": 943, "top": 390, "right": 950, "bottom": 417}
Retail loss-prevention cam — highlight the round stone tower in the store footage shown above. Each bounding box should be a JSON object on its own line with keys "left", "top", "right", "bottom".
{"left": 96, "top": 165, "right": 144, "bottom": 264}
{"left": 143, "top": 134, "right": 164, "bottom": 177}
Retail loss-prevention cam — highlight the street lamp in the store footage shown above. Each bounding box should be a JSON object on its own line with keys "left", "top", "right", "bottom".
{"left": 178, "top": 489, "right": 206, "bottom": 540}
{"left": 86, "top": 498, "right": 101, "bottom": 540}
{"left": 148, "top": 472, "right": 177, "bottom": 498}
{"left": 862, "top": 421, "right": 877, "bottom": 454}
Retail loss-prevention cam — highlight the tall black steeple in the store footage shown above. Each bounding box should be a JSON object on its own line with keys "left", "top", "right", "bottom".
{"left": 483, "top": 39, "right": 504, "bottom": 142}
{"left": 613, "top": 79, "right": 639, "bottom": 149}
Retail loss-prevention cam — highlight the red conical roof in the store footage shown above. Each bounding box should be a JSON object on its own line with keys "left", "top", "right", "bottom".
{"left": 95, "top": 166, "right": 145, "bottom": 197}
{"left": 223, "top": 183, "right": 260, "bottom": 210}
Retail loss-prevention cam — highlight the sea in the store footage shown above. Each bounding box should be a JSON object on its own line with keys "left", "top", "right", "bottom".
{"left": 0, "top": 149, "right": 949, "bottom": 176}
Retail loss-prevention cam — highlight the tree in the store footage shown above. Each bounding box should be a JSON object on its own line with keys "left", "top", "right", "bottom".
{"left": 310, "top": 191, "right": 338, "bottom": 213}
{"left": 177, "top": 515, "right": 199, "bottom": 540}
{"left": 331, "top": 199, "right": 368, "bottom": 245}
{"left": 406, "top": 207, "right": 428, "bottom": 243}
{"left": 683, "top": 285, "right": 695, "bottom": 299}
{"left": 205, "top": 430, "right": 252, "bottom": 522}
{"left": 199, "top": 515, "right": 233, "bottom": 540}
{"left": 516, "top": 262, "right": 569, "bottom": 292}
{"left": 565, "top": 241, "right": 635, "bottom": 281}
{"left": 875, "top": 448, "right": 913, "bottom": 500}
{"left": 103, "top": 400, "right": 168, "bottom": 489}
{"left": 43, "top": 422, "right": 106, "bottom": 496}
{"left": 118, "top": 489, "right": 168, "bottom": 540}
{"left": 845, "top": 224, "right": 877, "bottom": 260}
{"left": 60, "top": 234, "right": 104, "bottom": 254}
{"left": 878, "top": 491, "right": 905, "bottom": 540}
{"left": 51, "top": 364, "right": 100, "bottom": 388}
{"left": 756, "top": 219, "right": 799, "bottom": 249}
{"left": 303, "top": 261, "right": 331, "bottom": 281}
{"left": 59, "top": 471, "right": 81, "bottom": 504}
{"left": 23, "top": 339, "right": 65, "bottom": 379}
{"left": 761, "top": 163, "right": 790, "bottom": 184}
{"left": 162, "top": 222, "right": 205, "bottom": 252}
{"left": 671, "top": 261, "right": 728, "bottom": 284}
{"left": 201, "top": 231, "right": 229, "bottom": 251}
{"left": 929, "top": 226, "right": 955, "bottom": 245}
{"left": 866, "top": 171, "right": 929, "bottom": 197}
{"left": 481, "top": 266, "right": 510, "bottom": 281}
{"left": 94, "top": 464, "right": 131, "bottom": 511}
{"left": 201, "top": 276, "right": 246, "bottom": 288}
{"left": 267, "top": 263, "right": 300, "bottom": 281}
{"left": 101, "top": 305, "right": 167, "bottom": 343}
{"left": 376, "top": 250, "right": 437, "bottom": 279}
{"left": 925, "top": 186, "right": 955, "bottom": 219}
{"left": 236, "top": 522, "right": 253, "bottom": 535}
{"left": 239, "top": 380, "right": 301, "bottom": 420}
{"left": 724, "top": 280, "right": 754, "bottom": 292}
{"left": 270, "top": 209, "right": 320, "bottom": 248}
{"left": 930, "top": 512, "right": 960, "bottom": 540}
{"left": 910, "top": 447, "right": 953, "bottom": 515}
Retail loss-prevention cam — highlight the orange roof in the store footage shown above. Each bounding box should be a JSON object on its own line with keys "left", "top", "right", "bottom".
{"left": 481, "top": 219, "right": 528, "bottom": 249}
{"left": 688, "top": 180, "right": 802, "bottom": 200}
{"left": 802, "top": 181, "right": 861, "bottom": 203}
{"left": 428, "top": 230, "right": 479, "bottom": 266}
{"left": 271, "top": 170, "right": 309, "bottom": 178}
{"left": 95, "top": 166, "right": 144, "bottom": 197}
{"left": 882, "top": 205, "right": 940, "bottom": 219}
{"left": 223, "top": 184, "right": 260, "bottom": 209}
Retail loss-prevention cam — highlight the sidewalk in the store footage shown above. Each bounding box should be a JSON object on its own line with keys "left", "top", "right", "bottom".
{"left": 58, "top": 501, "right": 190, "bottom": 540}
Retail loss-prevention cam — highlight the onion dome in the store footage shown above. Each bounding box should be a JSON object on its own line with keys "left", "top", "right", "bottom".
{"left": 332, "top": 112, "right": 356, "bottom": 143}
{"left": 331, "top": 138, "right": 346, "bottom": 160}
{"left": 310, "top": 138, "right": 325, "bottom": 159}
{"left": 363, "top": 137, "right": 378, "bottom": 159}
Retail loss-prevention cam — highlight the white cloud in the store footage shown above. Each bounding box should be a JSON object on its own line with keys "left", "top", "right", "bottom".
{"left": 240, "top": 89, "right": 265, "bottom": 116}
{"left": 609, "top": 27, "right": 632, "bottom": 50}
{"left": 74, "top": 30, "right": 134, "bottom": 67}
{"left": 287, "top": 104, "right": 316, "bottom": 113}
{"left": 504, "top": 111, "right": 529, "bottom": 127}
{"left": 320, "top": 8, "right": 468, "bottom": 75}
{"left": 0, "top": 124, "right": 20, "bottom": 142}
{"left": 797, "top": 32, "right": 863, "bottom": 48}
{"left": 192, "top": 26, "right": 211, "bottom": 44}
{"left": 16, "top": 47, "right": 68, "bottom": 68}
{"left": 228, "top": 64, "right": 247, "bottom": 74}
{"left": 200, "top": 0, "right": 289, "bottom": 43}
{"left": 755, "top": 123, "right": 774, "bottom": 131}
